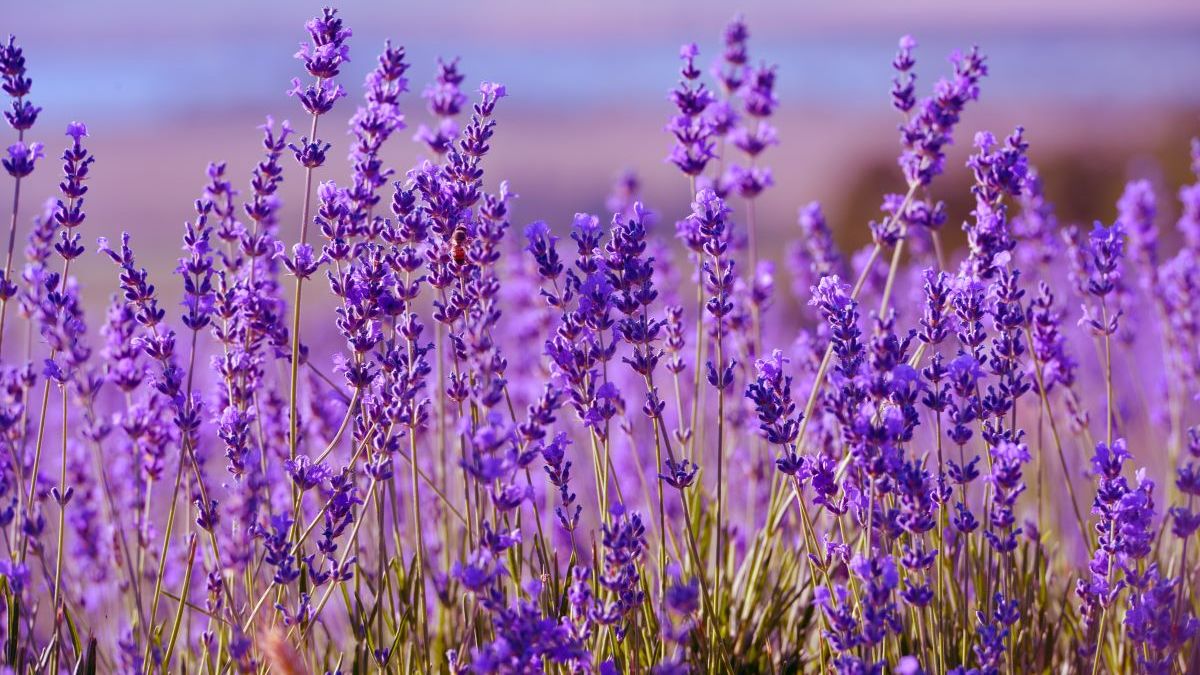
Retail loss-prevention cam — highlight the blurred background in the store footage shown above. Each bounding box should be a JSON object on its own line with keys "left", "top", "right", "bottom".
{"left": 4, "top": 0, "right": 1200, "bottom": 299}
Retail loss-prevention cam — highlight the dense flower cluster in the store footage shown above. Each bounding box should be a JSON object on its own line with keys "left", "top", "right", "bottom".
{"left": 0, "top": 9, "right": 1197, "bottom": 675}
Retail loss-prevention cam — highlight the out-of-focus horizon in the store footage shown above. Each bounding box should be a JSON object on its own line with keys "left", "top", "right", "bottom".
{"left": 5, "top": 0, "right": 1200, "bottom": 293}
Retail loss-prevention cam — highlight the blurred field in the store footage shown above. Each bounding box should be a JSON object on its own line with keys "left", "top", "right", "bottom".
{"left": 3, "top": 0, "right": 1199, "bottom": 306}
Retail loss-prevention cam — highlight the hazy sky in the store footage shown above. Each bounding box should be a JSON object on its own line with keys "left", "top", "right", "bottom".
{"left": 7, "top": 0, "right": 1200, "bottom": 127}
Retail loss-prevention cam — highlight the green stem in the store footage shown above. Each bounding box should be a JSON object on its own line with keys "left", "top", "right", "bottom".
{"left": 0, "top": 126, "right": 25, "bottom": 359}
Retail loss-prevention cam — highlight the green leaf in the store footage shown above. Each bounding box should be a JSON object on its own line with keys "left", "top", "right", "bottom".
{"left": 72, "top": 636, "right": 97, "bottom": 675}
{"left": 62, "top": 603, "right": 83, "bottom": 662}
{"left": 6, "top": 592, "right": 20, "bottom": 666}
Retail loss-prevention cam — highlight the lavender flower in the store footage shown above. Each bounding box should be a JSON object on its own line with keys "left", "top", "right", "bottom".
{"left": 2, "top": 140, "right": 41, "bottom": 178}
{"left": 594, "top": 508, "right": 647, "bottom": 639}
{"left": 899, "top": 45, "right": 987, "bottom": 187}
{"left": 714, "top": 15, "right": 749, "bottom": 95}
{"left": 416, "top": 57, "right": 466, "bottom": 155}
{"left": 961, "top": 128, "right": 1027, "bottom": 279}
{"left": 1079, "top": 221, "right": 1125, "bottom": 336}
{"left": 1118, "top": 179, "right": 1157, "bottom": 288}
{"left": 666, "top": 44, "right": 716, "bottom": 177}
{"left": 891, "top": 35, "right": 917, "bottom": 114}
{"left": 2, "top": 37, "right": 37, "bottom": 137}
{"left": 0, "top": 17, "right": 1195, "bottom": 675}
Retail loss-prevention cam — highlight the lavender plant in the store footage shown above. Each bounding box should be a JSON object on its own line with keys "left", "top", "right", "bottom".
{"left": 0, "top": 9, "right": 1198, "bottom": 675}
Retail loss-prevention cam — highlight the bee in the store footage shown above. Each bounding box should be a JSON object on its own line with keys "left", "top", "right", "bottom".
{"left": 450, "top": 225, "right": 471, "bottom": 266}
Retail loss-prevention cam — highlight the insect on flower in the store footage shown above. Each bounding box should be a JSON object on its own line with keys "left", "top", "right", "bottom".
{"left": 450, "top": 223, "right": 471, "bottom": 266}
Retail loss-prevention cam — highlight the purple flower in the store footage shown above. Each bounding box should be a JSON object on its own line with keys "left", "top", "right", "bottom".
{"left": 275, "top": 241, "right": 325, "bottom": 279}
{"left": 1079, "top": 221, "right": 1126, "bottom": 336}
{"left": 659, "top": 458, "right": 699, "bottom": 490}
{"left": 984, "top": 440, "right": 1030, "bottom": 554}
{"left": 746, "top": 349, "right": 801, "bottom": 446}
{"left": 594, "top": 510, "right": 647, "bottom": 638}
{"left": 0, "top": 560, "right": 29, "bottom": 593}
{"left": 1086, "top": 220, "right": 1125, "bottom": 298}
{"left": 285, "top": 455, "right": 331, "bottom": 492}
{"left": 1118, "top": 179, "right": 1158, "bottom": 285}
{"left": 2, "top": 36, "right": 39, "bottom": 130}
{"left": 918, "top": 268, "right": 951, "bottom": 345}
{"left": 288, "top": 77, "right": 347, "bottom": 117}
{"left": 296, "top": 8, "right": 352, "bottom": 78}
{"left": 741, "top": 63, "right": 778, "bottom": 118}
{"left": 891, "top": 35, "right": 918, "bottom": 114}
{"left": 478, "top": 81, "right": 506, "bottom": 101}
{"left": 1124, "top": 568, "right": 1198, "bottom": 670}
{"left": 453, "top": 548, "right": 504, "bottom": 593}
{"left": 1029, "top": 281, "right": 1076, "bottom": 390}
{"left": 666, "top": 45, "right": 716, "bottom": 177}
{"left": 959, "top": 128, "right": 1027, "bottom": 279}
{"left": 1179, "top": 140, "right": 1200, "bottom": 249}
{"left": 729, "top": 122, "right": 777, "bottom": 158}
{"left": 725, "top": 163, "right": 773, "bottom": 199}
{"left": 3, "top": 140, "right": 42, "bottom": 178}
{"left": 788, "top": 201, "right": 845, "bottom": 310}
{"left": 847, "top": 553, "right": 901, "bottom": 648}
{"left": 714, "top": 15, "right": 749, "bottom": 93}
{"left": 811, "top": 276, "right": 863, "bottom": 379}
{"left": 899, "top": 43, "right": 987, "bottom": 186}
{"left": 415, "top": 57, "right": 467, "bottom": 155}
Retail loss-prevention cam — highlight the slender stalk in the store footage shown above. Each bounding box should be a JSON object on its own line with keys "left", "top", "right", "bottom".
{"left": 161, "top": 534, "right": 199, "bottom": 670}
{"left": 1023, "top": 329, "right": 1088, "bottom": 540}
{"left": 878, "top": 230, "right": 906, "bottom": 316}
{"left": 49, "top": 331, "right": 72, "bottom": 673}
{"left": 403, "top": 303, "right": 430, "bottom": 668}
{"left": 82, "top": 400, "right": 150, "bottom": 640}
{"left": 686, "top": 175, "right": 704, "bottom": 462}
{"left": 21, "top": 247, "right": 81, "bottom": 569}
{"left": 710, "top": 247, "right": 729, "bottom": 621}
{"left": 1090, "top": 300, "right": 1117, "bottom": 674}
{"left": 287, "top": 109, "right": 321, "bottom": 545}
{"left": 143, "top": 327, "right": 202, "bottom": 635}
{"left": 1101, "top": 301, "right": 1113, "bottom": 447}
{"left": 1173, "top": 495, "right": 1194, "bottom": 634}
{"left": 746, "top": 195, "right": 761, "bottom": 356}
{"left": 0, "top": 127, "right": 26, "bottom": 359}
{"left": 676, "top": 490, "right": 733, "bottom": 672}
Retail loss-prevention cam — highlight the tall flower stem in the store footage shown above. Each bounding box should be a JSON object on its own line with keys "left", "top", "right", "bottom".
{"left": 288, "top": 109, "right": 320, "bottom": 465}
{"left": 22, "top": 305, "right": 66, "bottom": 565}
{"left": 161, "top": 534, "right": 198, "bottom": 670}
{"left": 676, "top": 486, "right": 732, "bottom": 671}
{"left": 402, "top": 272, "right": 430, "bottom": 667}
{"left": 932, "top": 409, "right": 947, "bottom": 673}
{"left": 686, "top": 174, "right": 703, "bottom": 463}
{"left": 1023, "top": 329, "right": 1088, "bottom": 540}
{"left": 49, "top": 259, "right": 73, "bottom": 670}
{"left": 878, "top": 229, "right": 906, "bottom": 316}
{"left": 878, "top": 182, "right": 921, "bottom": 316}
{"left": 1090, "top": 300, "right": 1117, "bottom": 675}
{"left": 1101, "top": 302, "right": 1114, "bottom": 447}
{"left": 438, "top": 286, "right": 475, "bottom": 548}
{"left": 0, "top": 160, "right": 22, "bottom": 357}
{"left": 746, "top": 194, "right": 761, "bottom": 356}
{"left": 1173, "top": 494, "right": 1195, "bottom": 632}
{"left": 710, "top": 267, "right": 728, "bottom": 621}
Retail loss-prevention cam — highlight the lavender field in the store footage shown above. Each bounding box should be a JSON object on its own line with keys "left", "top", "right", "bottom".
{"left": 1, "top": 4, "right": 1199, "bottom": 674}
